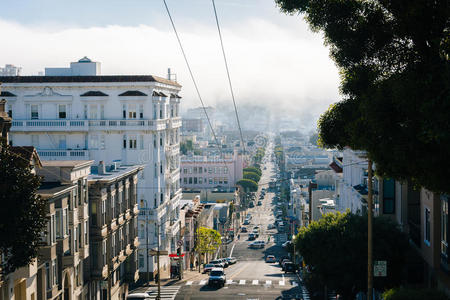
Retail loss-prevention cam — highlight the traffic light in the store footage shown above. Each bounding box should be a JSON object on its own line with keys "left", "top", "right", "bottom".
{"left": 177, "top": 247, "right": 181, "bottom": 256}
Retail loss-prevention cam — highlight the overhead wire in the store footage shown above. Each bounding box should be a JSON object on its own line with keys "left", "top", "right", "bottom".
{"left": 211, "top": 0, "right": 247, "bottom": 157}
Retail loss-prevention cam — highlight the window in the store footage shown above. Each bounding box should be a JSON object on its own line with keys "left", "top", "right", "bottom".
{"left": 189, "top": 168, "right": 192, "bottom": 174}
{"left": 183, "top": 168, "right": 187, "bottom": 174}
{"left": 74, "top": 226, "right": 78, "bottom": 252}
{"left": 183, "top": 178, "right": 187, "bottom": 184}
{"left": 139, "top": 135, "right": 144, "bottom": 149}
{"left": 123, "top": 135, "right": 127, "bottom": 149}
{"left": 129, "top": 136, "right": 137, "bottom": 149}
{"left": 214, "top": 178, "right": 218, "bottom": 184}
{"left": 51, "top": 214, "right": 56, "bottom": 244}
{"left": 52, "top": 259, "right": 58, "bottom": 286}
{"left": 224, "top": 178, "right": 228, "bottom": 185}
{"left": 219, "top": 178, "right": 223, "bottom": 184}
{"left": 160, "top": 193, "right": 164, "bottom": 204}
{"left": 78, "top": 223, "right": 82, "bottom": 249}
{"left": 100, "top": 135, "right": 105, "bottom": 150}
{"left": 112, "top": 232, "right": 116, "bottom": 257}
{"left": 64, "top": 208, "right": 68, "bottom": 235}
{"left": 31, "top": 104, "right": 39, "bottom": 119}
{"left": 139, "top": 104, "right": 144, "bottom": 119}
{"left": 199, "top": 167, "right": 203, "bottom": 174}
{"left": 102, "top": 240, "right": 107, "bottom": 265}
{"left": 194, "top": 177, "right": 197, "bottom": 184}
{"left": 160, "top": 137, "right": 163, "bottom": 146}
{"left": 100, "top": 104, "right": 105, "bottom": 119}
{"left": 58, "top": 104, "right": 66, "bottom": 119}
{"left": 58, "top": 135, "right": 66, "bottom": 149}
{"left": 91, "top": 202, "right": 97, "bottom": 226}
{"left": 382, "top": 178, "right": 395, "bottom": 214}
{"left": 84, "top": 220, "right": 88, "bottom": 245}
{"left": 31, "top": 135, "right": 39, "bottom": 148}
{"left": 193, "top": 167, "right": 197, "bottom": 174}
{"left": 7, "top": 104, "right": 12, "bottom": 118}
{"left": 90, "top": 134, "right": 99, "bottom": 149}
{"left": 123, "top": 104, "right": 126, "bottom": 119}
{"left": 199, "top": 177, "right": 203, "bottom": 184}
{"left": 188, "top": 177, "right": 192, "bottom": 184}
{"left": 128, "top": 104, "right": 137, "bottom": 119}
{"left": 101, "top": 199, "right": 106, "bottom": 225}
{"left": 160, "top": 164, "right": 163, "bottom": 174}
{"left": 208, "top": 167, "right": 212, "bottom": 174}
{"left": 209, "top": 178, "right": 213, "bottom": 185}
{"left": 160, "top": 109, "right": 163, "bottom": 119}
{"left": 45, "top": 262, "right": 51, "bottom": 290}
{"left": 119, "top": 228, "right": 123, "bottom": 250}
{"left": 139, "top": 253, "right": 144, "bottom": 268}
{"left": 171, "top": 105, "right": 174, "bottom": 117}
{"left": 425, "top": 208, "right": 431, "bottom": 245}
{"left": 153, "top": 104, "right": 157, "bottom": 119}
{"left": 154, "top": 195, "right": 157, "bottom": 207}
{"left": 56, "top": 210, "right": 62, "bottom": 238}
{"left": 83, "top": 104, "right": 88, "bottom": 119}
{"left": 442, "top": 196, "right": 449, "bottom": 265}
{"left": 89, "top": 104, "right": 98, "bottom": 119}
{"left": 224, "top": 167, "right": 228, "bottom": 174}
{"left": 153, "top": 135, "right": 157, "bottom": 148}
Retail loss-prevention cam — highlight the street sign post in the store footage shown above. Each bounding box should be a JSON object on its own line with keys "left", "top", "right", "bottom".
{"left": 177, "top": 240, "right": 183, "bottom": 247}
{"left": 374, "top": 260, "right": 387, "bottom": 277}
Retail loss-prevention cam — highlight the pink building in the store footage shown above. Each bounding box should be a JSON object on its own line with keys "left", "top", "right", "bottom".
{"left": 180, "top": 150, "right": 244, "bottom": 189}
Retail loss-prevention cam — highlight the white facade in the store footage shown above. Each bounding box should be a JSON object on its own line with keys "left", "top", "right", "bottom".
{"left": 1, "top": 61, "right": 182, "bottom": 277}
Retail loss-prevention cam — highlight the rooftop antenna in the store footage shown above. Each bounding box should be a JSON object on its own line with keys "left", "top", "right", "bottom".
{"left": 167, "top": 68, "right": 177, "bottom": 82}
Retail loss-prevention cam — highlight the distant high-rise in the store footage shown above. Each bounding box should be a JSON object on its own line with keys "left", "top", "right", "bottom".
{"left": 0, "top": 64, "right": 21, "bottom": 76}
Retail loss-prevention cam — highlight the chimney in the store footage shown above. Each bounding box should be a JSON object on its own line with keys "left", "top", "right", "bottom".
{"left": 167, "top": 68, "right": 171, "bottom": 80}
{"left": 98, "top": 161, "right": 106, "bottom": 175}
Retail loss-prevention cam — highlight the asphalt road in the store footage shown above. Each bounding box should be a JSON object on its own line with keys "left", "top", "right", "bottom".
{"left": 175, "top": 143, "right": 306, "bottom": 300}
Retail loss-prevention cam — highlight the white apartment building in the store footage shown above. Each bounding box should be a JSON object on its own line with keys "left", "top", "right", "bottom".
{"left": 0, "top": 58, "right": 182, "bottom": 281}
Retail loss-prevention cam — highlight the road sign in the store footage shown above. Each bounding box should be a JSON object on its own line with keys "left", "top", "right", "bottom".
{"left": 177, "top": 240, "right": 183, "bottom": 247}
{"left": 148, "top": 250, "right": 169, "bottom": 256}
{"left": 374, "top": 260, "right": 387, "bottom": 277}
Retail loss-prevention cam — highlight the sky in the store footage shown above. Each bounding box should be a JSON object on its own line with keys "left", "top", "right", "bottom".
{"left": 0, "top": 0, "right": 341, "bottom": 133}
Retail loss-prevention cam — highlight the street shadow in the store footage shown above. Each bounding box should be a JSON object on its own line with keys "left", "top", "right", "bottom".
{"left": 199, "top": 284, "right": 224, "bottom": 292}
{"left": 264, "top": 273, "right": 284, "bottom": 277}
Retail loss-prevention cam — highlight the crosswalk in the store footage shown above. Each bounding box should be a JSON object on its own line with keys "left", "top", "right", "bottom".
{"left": 182, "top": 279, "right": 299, "bottom": 287}
{"left": 145, "top": 286, "right": 181, "bottom": 300}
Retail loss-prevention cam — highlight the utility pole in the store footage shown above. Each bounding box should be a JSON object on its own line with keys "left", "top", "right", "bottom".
{"left": 367, "top": 159, "right": 373, "bottom": 300}
{"left": 156, "top": 223, "right": 161, "bottom": 300}
{"left": 146, "top": 202, "right": 149, "bottom": 286}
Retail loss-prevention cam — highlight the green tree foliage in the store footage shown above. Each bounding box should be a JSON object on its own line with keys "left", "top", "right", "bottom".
{"left": 243, "top": 171, "right": 261, "bottom": 183}
{"left": 236, "top": 179, "right": 258, "bottom": 192}
{"left": 295, "top": 212, "right": 408, "bottom": 298}
{"left": 0, "top": 146, "right": 47, "bottom": 274}
{"left": 276, "top": 0, "right": 450, "bottom": 193}
{"left": 195, "top": 227, "right": 221, "bottom": 255}
{"left": 253, "top": 147, "right": 265, "bottom": 164}
{"left": 243, "top": 167, "right": 262, "bottom": 177}
{"left": 383, "top": 287, "right": 449, "bottom": 300}
{"left": 180, "top": 140, "right": 194, "bottom": 155}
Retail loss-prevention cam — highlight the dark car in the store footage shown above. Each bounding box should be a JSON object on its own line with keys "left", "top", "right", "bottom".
{"left": 257, "top": 201, "right": 262, "bottom": 206}
{"left": 241, "top": 227, "right": 248, "bottom": 233}
{"left": 248, "top": 233, "right": 256, "bottom": 240}
{"left": 284, "top": 262, "right": 297, "bottom": 273}
{"left": 208, "top": 268, "right": 226, "bottom": 287}
{"left": 243, "top": 219, "right": 250, "bottom": 225}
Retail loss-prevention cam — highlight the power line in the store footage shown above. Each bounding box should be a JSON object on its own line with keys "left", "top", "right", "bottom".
{"left": 211, "top": 0, "right": 247, "bottom": 156}
{"left": 162, "top": 0, "right": 223, "bottom": 158}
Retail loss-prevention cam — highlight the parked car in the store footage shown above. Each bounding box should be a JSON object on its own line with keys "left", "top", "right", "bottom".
{"left": 208, "top": 268, "right": 226, "bottom": 287}
{"left": 249, "top": 201, "right": 255, "bottom": 208}
{"left": 281, "top": 259, "right": 291, "bottom": 270}
{"left": 226, "top": 257, "right": 237, "bottom": 265}
{"left": 257, "top": 201, "right": 262, "bottom": 206}
{"left": 217, "top": 258, "right": 229, "bottom": 267}
{"left": 265, "top": 255, "right": 276, "bottom": 263}
{"left": 267, "top": 224, "right": 276, "bottom": 230}
{"left": 127, "top": 293, "right": 152, "bottom": 299}
{"left": 241, "top": 227, "right": 248, "bottom": 233}
{"left": 203, "top": 263, "right": 215, "bottom": 273}
{"left": 209, "top": 260, "right": 225, "bottom": 268}
{"left": 282, "top": 241, "right": 292, "bottom": 248}
{"left": 248, "top": 233, "right": 256, "bottom": 240}
{"left": 284, "top": 262, "right": 297, "bottom": 274}
{"left": 243, "top": 219, "right": 250, "bottom": 225}
{"left": 249, "top": 240, "right": 265, "bottom": 249}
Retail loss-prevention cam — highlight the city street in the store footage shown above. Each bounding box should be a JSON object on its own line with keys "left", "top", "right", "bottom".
{"left": 173, "top": 146, "right": 306, "bottom": 300}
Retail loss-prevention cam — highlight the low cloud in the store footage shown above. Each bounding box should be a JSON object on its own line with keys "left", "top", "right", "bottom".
{"left": 0, "top": 17, "right": 340, "bottom": 132}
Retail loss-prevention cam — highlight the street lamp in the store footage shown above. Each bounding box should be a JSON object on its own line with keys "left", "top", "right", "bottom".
{"left": 292, "top": 234, "right": 296, "bottom": 265}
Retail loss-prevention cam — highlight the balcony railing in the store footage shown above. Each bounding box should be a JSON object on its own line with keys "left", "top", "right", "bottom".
{"left": 11, "top": 118, "right": 168, "bottom": 132}
{"left": 37, "top": 149, "right": 89, "bottom": 160}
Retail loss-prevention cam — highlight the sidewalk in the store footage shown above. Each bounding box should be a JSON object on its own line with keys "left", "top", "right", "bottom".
{"left": 145, "top": 268, "right": 207, "bottom": 287}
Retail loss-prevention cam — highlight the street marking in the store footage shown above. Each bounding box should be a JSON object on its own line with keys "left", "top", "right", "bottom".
{"left": 239, "top": 280, "right": 246, "bottom": 285}
{"left": 265, "top": 280, "right": 272, "bottom": 285}
{"left": 226, "top": 279, "right": 234, "bottom": 284}
{"left": 292, "top": 281, "right": 299, "bottom": 287}
{"left": 199, "top": 280, "right": 207, "bottom": 285}
{"left": 186, "top": 281, "right": 193, "bottom": 285}
{"left": 230, "top": 243, "right": 236, "bottom": 256}
{"left": 279, "top": 280, "right": 285, "bottom": 286}
{"left": 252, "top": 280, "right": 259, "bottom": 285}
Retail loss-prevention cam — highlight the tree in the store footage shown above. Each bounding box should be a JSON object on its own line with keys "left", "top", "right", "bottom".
{"left": 236, "top": 179, "right": 258, "bottom": 192}
{"left": 383, "top": 287, "right": 449, "bottom": 300}
{"left": 243, "top": 167, "right": 262, "bottom": 177}
{"left": 243, "top": 171, "right": 260, "bottom": 183}
{"left": 180, "top": 140, "right": 194, "bottom": 155}
{"left": 0, "top": 146, "right": 47, "bottom": 274}
{"left": 295, "top": 211, "right": 408, "bottom": 299}
{"left": 195, "top": 227, "right": 221, "bottom": 262}
{"left": 276, "top": 0, "right": 450, "bottom": 193}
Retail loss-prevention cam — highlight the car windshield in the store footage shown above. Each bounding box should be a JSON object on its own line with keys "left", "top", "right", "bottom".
{"left": 210, "top": 271, "right": 223, "bottom": 276}
{"left": 205, "top": 264, "right": 214, "bottom": 267}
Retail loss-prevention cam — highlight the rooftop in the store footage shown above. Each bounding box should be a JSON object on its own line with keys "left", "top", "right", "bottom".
{"left": 88, "top": 164, "right": 144, "bottom": 183}
{"left": 42, "top": 160, "right": 94, "bottom": 168}
{"left": 38, "top": 182, "right": 76, "bottom": 198}
{"left": 0, "top": 75, "right": 181, "bottom": 87}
